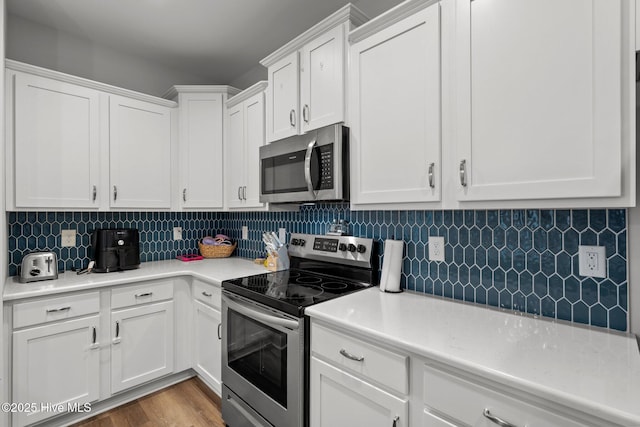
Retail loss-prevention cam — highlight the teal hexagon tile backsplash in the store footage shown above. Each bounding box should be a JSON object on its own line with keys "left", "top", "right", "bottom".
{"left": 7, "top": 205, "right": 628, "bottom": 331}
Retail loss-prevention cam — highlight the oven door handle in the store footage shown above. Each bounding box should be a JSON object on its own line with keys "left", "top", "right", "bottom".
{"left": 225, "top": 295, "right": 300, "bottom": 331}
{"left": 304, "top": 139, "right": 318, "bottom": 198}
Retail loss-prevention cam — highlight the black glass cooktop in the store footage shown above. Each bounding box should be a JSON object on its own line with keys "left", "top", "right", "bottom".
{"left": 222, "top": 269, "right": 369, "bottom": 317}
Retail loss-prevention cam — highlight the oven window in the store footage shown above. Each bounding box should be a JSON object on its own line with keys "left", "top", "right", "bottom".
{"left": 227, "top": 309, "right": 288, "bottom": 407}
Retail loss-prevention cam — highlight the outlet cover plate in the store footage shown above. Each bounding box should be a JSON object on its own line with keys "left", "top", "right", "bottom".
{"left": 173, "top": 227, "right": 183, "bottom": 240}
{"left": 61, "top": 229, "right": 76, "bottom": 247}
{"left": 578, "top": 245, "right": 606, "bottom": 278}
{"left": 429, "top": 236, "right": 445, "bottom": 262}
{"left": 242, "top": 226, "right": 249, "bottom": 240}
{"left": 279, "top": 228, "right": 287, "bottom": 244}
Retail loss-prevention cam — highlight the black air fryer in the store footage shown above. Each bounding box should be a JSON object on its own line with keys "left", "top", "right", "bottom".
{"left": 91, "top": 228, "right": 140, "bottom": 273}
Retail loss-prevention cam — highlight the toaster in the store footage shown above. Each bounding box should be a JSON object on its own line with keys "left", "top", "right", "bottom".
{"left": 20, "top": 252, "right": 58, "bottom": 283}
{"left": 92, "top": 228, "right": 140, "bottom": 273}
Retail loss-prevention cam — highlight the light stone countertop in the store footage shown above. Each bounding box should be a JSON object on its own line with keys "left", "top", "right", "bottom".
{"left": 3, "top": 257, "right": 267, "bottom": 301}
{"left": 306, "top": 287, "right": 640, "bottom": 426}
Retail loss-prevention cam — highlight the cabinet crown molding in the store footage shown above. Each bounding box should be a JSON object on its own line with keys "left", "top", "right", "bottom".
{"left": 226, "top": 81, "right": 268, "bottom": 108}
{"left": 349, "top": 0, "right": 439, "bottom": 43}
{"left": 260, "top": 3, "right": 368, "bottom": 67}
{"left": 6, "top": 59, "right": 178, "bottom": 108}
{"left": 163, "top": 85, "right": 241, "bottom": 100}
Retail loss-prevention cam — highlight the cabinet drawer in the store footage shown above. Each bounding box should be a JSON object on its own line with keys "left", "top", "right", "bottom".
{"left": 111, "top": 280, "right": 173, "bottom": 309}
{"left": 423, "top": 364, "right": 589, "bottom": 427}
{"left": 193, "top": 280, "right": 221, "bottom": 309}
{"left": 311, "top": 323, "right": 408, "bottom": 395}
{"left": 13, "top": 292, "right": 100, "bottom": 329}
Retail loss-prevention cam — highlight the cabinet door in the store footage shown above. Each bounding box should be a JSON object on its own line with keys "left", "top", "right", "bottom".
{"left": 243, "top": 92, "right": 266, "bottom": 208}
{"left": 111, "top": 301, "right": 174, "bottom": 393}
{"left": 266, "top": 51, "right": 299, "bottom": 142}
{"left": 193, "top": 300, "right": 222, "bottom": 394}
{"left": 13, "top": 73, "right": 100, "bottom": 209}
{"left": 12, "top": 315, "right": 100, "bottom": 427}
{"left": 310, "top": 357, "right": 408, "bottom": 427}
{"left": 226, "top": 103, "right": 246, "bottom": 209}
{"left": 300, "top": 24, "right": 345, "bottom": 133}
{"left": 350, "top": 5, "right": 441, "bottom": 206}
{"left": 180, "top": 93, "right": 224, "bottom": 209}
{"left": 455, "top": 0, "right": 622, "bottom": 201}
{"left": 109, "top": 95, "right": 172, "bottom": 208}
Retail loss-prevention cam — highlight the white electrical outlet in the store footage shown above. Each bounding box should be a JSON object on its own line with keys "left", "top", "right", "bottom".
{"left": 578, "top": 245, "right": 606, "bottom": 278}
{"left": 173, "top": 227, "right": 183, "bottom": 240}
{"left": 61, "top": 229, "right": 76, "bottom": 247}
{"left": 242, "top": 226, "right": 249, "bottom": 240}
{"left": 279, "top": 228, "right": 286, "bottom": 244}
{"left": 429, "top": 236, "right": 445, "bottom": 262}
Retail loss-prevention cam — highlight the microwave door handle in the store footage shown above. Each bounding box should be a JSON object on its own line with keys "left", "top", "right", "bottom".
{"left": 225, "top": 295, "right": 299, "bottom": 331}
{"left": 304, "top": 139, "right": 318, "bottom": 198}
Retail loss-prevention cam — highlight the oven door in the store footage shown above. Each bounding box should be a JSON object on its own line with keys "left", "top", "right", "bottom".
{"left": 222, "top": 291, "right": 303, "bottom": 427}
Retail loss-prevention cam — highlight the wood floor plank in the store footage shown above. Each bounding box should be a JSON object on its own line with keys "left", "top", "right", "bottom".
{"left": 71, "top": 378, "right": 222, "bottom": 427}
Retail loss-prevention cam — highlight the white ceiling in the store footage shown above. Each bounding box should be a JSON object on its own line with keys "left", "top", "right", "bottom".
{"left": 6, "top": 0, "right": 403, "bottom": 84}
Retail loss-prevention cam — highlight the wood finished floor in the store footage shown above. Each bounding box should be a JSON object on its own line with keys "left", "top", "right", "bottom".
{"left": 71, "top": 378, "right": 224, "bottom": 427}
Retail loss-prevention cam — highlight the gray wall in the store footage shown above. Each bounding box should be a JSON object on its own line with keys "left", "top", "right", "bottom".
{"left": 6, "top": 14, "right": 213, "bottom": 97}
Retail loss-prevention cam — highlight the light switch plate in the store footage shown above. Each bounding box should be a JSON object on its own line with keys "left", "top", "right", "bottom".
{"left": 173, "top": 227, "right": 183, "bottom": 240}
{"left": 429, "top": 236, "right": 445, "bottom": 262}
{"left": 242, "top": 226, "right": 248, "bottom": 240}
{"left": 578, "top": 245, "right": 606, "bottom": 278}
{"left": 279, "top": 228, "right": 286, "bottom": 244}
{"left": 61, "top": 229, "right": 76, "bottom": 247}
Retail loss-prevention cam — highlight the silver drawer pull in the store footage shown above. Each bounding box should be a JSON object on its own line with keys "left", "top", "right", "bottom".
{"left": 483, "top": 409, "right": 517, "bottom": 427}
{"left": 135, "top": 292, "right": 153, "bottom": 298}
{"left": 339, "top": 348, "right": 364, "bottom": 362}
{"left": 202, "top": 291, "right": 212, "bottom": 297}
{"left": 392, "top": 415, "right": 400, "bottom": 427}
{"left": 46, "top": 306, "right": 71, "bottom": 313}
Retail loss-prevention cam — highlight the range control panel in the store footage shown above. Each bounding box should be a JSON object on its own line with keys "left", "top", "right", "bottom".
{"left": 288, "top": 233, "right": 374, "bottom": 268}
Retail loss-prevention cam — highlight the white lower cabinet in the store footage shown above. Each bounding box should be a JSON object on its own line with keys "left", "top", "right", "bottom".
{"left": 310, "top": 322, "right": 409, "bottom": 427}
{"left": 11, "top": 295, "right": 101, "bottom": 427}
{"left": 110, "top": 300, "right": 175, "bottom": 393}
{"left": 192, "top": 281, "right": 222, "bottom": 394}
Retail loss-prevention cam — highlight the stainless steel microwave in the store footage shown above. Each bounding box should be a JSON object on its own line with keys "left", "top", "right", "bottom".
{"left": 259, "top": 124, "right": 349, "bottom": 203}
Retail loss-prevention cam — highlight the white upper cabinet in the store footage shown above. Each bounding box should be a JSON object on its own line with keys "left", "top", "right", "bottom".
{"left": 166, "top": 86, "right": 239, "bottom": 210}
{"left": 349, "top": 2, "right": 441, "bottom": 208}
{"left": 109, "top": 95, "right": 172, "bottom": 209}
{"left": 261, "top": 4, "right": 368, "bottom": 143}
{"left": 453, "top": 0, "right": 625, "bottom": 202}
{"left": 225, "top": 81, "right": 268, "bottom": 210}
{"left": 300, "top": 24, "right": 346, "bottom": 133}
{"left": 8, "top": 71, "right": 101, "bottom": 209}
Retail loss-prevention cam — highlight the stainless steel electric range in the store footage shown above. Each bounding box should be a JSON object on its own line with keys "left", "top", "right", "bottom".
{"left": 221, "top": 233, "right": 377, "bottom": 427}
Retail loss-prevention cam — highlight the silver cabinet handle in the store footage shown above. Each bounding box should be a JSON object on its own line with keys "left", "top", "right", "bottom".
{"left": 242, "top": 186, "right": 247, "bottom": 200}
{"left": 113, "top": 320, "right": 121, "bottom": 344}
{"left": 217, "top": 323, "right": 222, "bottom": 340}
{"left": 135, "top": 292, "right": 152, "bottom": 298}
{"left": 90, "top": 326, "right": 99, "bottom": 349}
{"left": 113, "top": 185, "right": 118, "bottom": 201}
{"left": 238, "top": 186, "right": 242, "bottom": 201}
{"left": 392, "top": 415, "right": 400, "bottom": 427}
{"left": 46, "top": 306, "right": 71, "bottom": 313}
{"left": 202, "top": 291, "right": 212, "bottom": 297}
{"left": 428, "top": 162, "right": 435, "bottom": 188}
{"left": 339, "top": 348, "right": 364, "bottom": 362}
{"left": 304, "top": 139, "right": 317, "bottom": 198}
{"left": 483, "top": 409, "right": 517, "bottom": 427}
{"left": 289, "top": 109, "right": 296, "bottom": 127}
{"left": 459, "top": 159, "right": 467, "bottom": 187}
{"left": 183, "top": 188, "right": 187, "bottom": 202}
{"left": 92, "top": 185, "right": 97, "bottom": 202}
{"left": 303, "top": 104, "right": 310, "bottom": 123}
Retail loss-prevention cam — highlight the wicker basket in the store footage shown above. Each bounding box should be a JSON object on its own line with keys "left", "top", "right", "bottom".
{"left": 198, "top": 242, "right": 237, "bottom": 258}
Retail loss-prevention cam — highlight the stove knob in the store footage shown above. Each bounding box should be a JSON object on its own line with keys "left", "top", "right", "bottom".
{"left": 339, "top": 243, "right": 347, "bottom": 252}
{"left": 299, "top": 239, "right": 306, "bottom": 247}
{"left": 347, "top": 244, "right": 357, "bottom": 252}
{"left": 357, "top": 244, "right": 367, "bottom": 253}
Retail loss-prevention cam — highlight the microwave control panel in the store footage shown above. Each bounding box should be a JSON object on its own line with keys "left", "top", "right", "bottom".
{"left": 318, "top": 145, "right": 333, "bottom": 190}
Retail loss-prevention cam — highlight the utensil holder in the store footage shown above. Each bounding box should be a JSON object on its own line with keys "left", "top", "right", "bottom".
{"left": 266, "top": 246, "right": 290, "bottom": 272}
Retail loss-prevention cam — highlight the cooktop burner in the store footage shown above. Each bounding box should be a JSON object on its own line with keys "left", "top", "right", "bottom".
{"left": 222, "top": 269, "right": 368, "bottom": 316}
